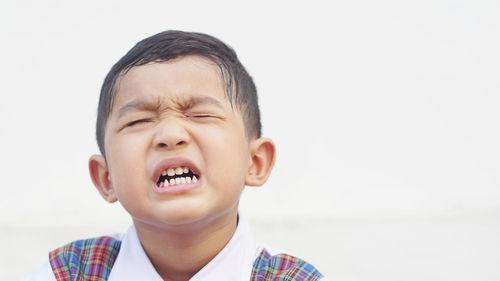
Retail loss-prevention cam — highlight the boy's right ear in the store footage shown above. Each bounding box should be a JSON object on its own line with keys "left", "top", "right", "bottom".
{"left": 89, "top": 155, "right": 118, "bottom": 203}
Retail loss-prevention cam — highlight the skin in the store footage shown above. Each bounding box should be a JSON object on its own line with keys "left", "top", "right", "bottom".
{"left": 89, "top": 55, "right": 276, "bottom": 281}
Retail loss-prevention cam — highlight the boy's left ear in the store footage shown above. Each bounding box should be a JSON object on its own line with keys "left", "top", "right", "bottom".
{"left": 245, "top": 137, "right": 276, "bottom": 186}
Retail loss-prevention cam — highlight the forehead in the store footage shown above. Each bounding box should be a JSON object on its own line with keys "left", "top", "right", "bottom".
{"left": 112, "top": 56, "right": 227, "bottom": 111}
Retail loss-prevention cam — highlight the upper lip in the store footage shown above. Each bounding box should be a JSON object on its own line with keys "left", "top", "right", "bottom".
{"left": 152, "top": 157, "right": 201, "bottom": 183}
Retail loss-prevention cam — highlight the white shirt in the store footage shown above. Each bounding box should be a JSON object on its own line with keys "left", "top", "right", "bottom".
{"left": 22, "top": 218, "right": 327, "bottom": 281}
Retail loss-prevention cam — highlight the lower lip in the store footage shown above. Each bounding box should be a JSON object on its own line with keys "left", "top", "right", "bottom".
{"left": 153, "top": 178, "right": 203, "bottom": 195}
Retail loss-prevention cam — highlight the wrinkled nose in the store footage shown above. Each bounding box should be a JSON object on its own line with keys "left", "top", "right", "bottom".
{"left": 153, "top": 118, "right": 190, "bottom": 150}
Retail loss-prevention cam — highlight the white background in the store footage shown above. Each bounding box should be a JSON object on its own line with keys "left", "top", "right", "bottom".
{"left": 1, "top": 0, "right": 499, "bottom": 280}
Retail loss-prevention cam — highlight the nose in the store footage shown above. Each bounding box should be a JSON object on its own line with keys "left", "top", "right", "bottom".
{"left": 153, "top": 118, "right": 190, "bottom": 150}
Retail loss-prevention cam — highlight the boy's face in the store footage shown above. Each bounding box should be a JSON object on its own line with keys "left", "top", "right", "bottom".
{"left": 98, "top": 56, "right": 253, "bottom": 228}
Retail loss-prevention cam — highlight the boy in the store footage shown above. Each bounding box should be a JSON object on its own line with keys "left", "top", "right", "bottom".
{"left": 24, "top": 30, "right": 326, "bottom": 281}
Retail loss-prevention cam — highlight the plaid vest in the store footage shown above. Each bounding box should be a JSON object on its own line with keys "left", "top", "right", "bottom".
{"left": 49, "top": 236, "right": 323, "bottom": 281}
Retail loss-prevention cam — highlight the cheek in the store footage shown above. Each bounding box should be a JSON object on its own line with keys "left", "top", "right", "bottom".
{"left": 106, "top": 136, "right": 150, "bottom": 190}
{"left": 108, "top": 131, "right": 151, "bottom": 161}
{"left": 199, "top": 132, "right": 250, "bottom": 182}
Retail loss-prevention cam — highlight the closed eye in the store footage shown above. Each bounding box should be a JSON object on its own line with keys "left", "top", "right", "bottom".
{"left": 185, "top": 113, "right": 223, "bottom": 123}
{"left": 126, "top": 119, "right": 152, "bottom": 127}
{"left": 185, "top": 112, "right": 218, "bottom": 119}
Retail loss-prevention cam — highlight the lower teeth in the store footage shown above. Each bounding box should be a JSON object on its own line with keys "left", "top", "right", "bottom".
{"left": 160, "top": 176, "right": 198, "bottom": 187}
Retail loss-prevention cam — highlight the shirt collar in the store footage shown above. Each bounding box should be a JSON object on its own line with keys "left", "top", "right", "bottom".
{"left": 108, "top": 216, "right": 262, "bottom": 281}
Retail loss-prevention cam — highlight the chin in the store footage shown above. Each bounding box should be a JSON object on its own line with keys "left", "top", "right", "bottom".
{"left": 153, "top": 206, "right": 214, "bottom": 227}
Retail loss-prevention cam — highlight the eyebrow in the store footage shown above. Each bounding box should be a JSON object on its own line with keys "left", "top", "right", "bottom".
{"left": 116, "top": 97, "right": 160, "bottom": 120}
{"left": 182, "top": 95, "right": 224, "bottom": 110}
{"left": 116, "top": 95, "right": 224, "bottom": 119}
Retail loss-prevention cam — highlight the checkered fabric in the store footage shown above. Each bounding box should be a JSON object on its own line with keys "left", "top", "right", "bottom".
{"left": 49, "top": 237, "right": 322, "bottom": 281}
{"left": 251, "top": 249, "right": 323, "bottom": 281}
{"left": 49, "top": 236, "right": 121, "bottom": 281}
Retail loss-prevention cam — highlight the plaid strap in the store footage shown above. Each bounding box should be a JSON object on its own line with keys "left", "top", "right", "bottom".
{"left": 49, "top": 236, "right": 121, "bottom": 281}
{"left": 251, "top": 249, "right": 323, "bottom": 281}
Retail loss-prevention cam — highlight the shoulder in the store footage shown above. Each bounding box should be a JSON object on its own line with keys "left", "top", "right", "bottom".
{"left": 49, "top": 236, "right": 122, "bottom": 281}
{"left": 50, "top": 235, "right": 122, "bottom": 258}
{"left": 23, "top": 235, "right": 123, "bottom": 281}
{"left": 251, "top": 248, "right": 325, "bottom": 281}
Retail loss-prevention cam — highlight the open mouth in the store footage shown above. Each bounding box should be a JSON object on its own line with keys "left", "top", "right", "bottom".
{"left": 157, "top": 166, "right": 200, "bottom": 188}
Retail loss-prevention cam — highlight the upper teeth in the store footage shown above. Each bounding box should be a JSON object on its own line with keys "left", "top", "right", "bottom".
{"left": 162, "top": 167, "right": 191, "bottom": 177}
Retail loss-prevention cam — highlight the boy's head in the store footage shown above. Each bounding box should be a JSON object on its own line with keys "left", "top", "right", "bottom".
{"left": 96, "top": 30, "right": 261, "bottom": 156}
{"left": 89, "top": 31, "right": 275, "bottom": 227}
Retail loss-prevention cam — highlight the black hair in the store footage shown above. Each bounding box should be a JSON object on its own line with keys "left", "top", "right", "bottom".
{"left": 96, "top": 30, "right": 261, "bottom": 155}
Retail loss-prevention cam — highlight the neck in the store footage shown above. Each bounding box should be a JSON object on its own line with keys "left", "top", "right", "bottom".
{"left": 133, "top": 211, "right": 238, "bottom": 281}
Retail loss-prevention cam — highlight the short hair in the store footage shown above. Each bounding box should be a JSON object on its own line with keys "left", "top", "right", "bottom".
{"left": 96, "top": 30, "right": 261, "bottom": 156}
